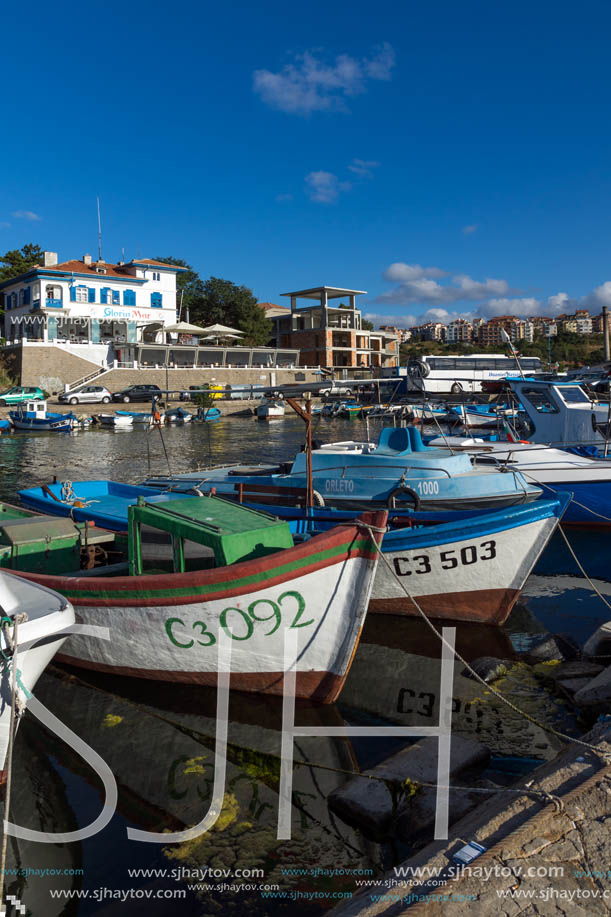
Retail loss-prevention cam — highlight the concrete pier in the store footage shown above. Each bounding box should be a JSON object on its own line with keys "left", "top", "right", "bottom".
{"left": 330, "top": 721, "right": 611, "bottom": 915}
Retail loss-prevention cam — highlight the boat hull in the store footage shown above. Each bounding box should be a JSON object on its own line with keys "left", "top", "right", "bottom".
{"left": 10, "top": 416, "right": 73, "bottom": 432}
{"left": 370, "top": 500, "right": 564, "bottom": 622}
{"left": 14, "top": 514, "right": 385, "bottom": 703}
{"left": 0, "top": 574, "right": 74, "bottom": 773}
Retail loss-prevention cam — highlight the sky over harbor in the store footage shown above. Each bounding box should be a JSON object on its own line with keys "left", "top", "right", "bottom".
{"left": 3, "top": 0, "right": 611, "bottom": 327}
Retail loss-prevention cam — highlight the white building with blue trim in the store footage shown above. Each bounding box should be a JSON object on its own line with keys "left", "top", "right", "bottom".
{"left": 1, "top": 251, "right": 184, "bottom": 353}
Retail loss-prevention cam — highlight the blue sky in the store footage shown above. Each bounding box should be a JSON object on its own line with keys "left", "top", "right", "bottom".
{"left": 3, "top": 0, "right": 611, "bottom": 326}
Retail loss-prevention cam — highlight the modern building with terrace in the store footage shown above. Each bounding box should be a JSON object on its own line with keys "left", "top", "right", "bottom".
{"left": 270, "top": 286, "right": 399, "bottom": 371}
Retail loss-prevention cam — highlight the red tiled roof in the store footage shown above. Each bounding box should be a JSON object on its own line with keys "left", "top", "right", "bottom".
{"left": 36, "top": 258, "right": 184, "bottom": 279}
{"left": 258, "top": 301, "right": 289, "bottom": 311}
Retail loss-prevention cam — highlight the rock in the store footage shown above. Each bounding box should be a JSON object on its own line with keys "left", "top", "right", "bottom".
{"left": 557, "top": 677, "right": 595, "bottom": 696}
{"left": 461, "top": 656, "right": 510, "bottom": 683}
{"left": 573, "top": 665, "right": 611, "bottom": 707}
{"left": 584, "top": 622, "right": 611, "bottom": 661}
{"left": 327, "top": 736, "right": 490, "bottom": 838}
{"left": 525, "top": 633, "right": 580, "bottom": 663}
{"left": 548, "top": 660, "right": 605, "bottom": 681}
{"left": 521, "top": 836, "right": 552, "bottom": 856}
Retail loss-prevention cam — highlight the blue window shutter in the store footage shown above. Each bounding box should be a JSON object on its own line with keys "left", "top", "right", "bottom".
{"left": 100, "top": 288, "right": 108, "bottom": 304}
{"left": 112, "top": 290, "right": 120, "bottom": 304}
{"left": 70, "top": 286, "right": 77, "bottom": 302}
{"left": 24, "top": 287, "right": 31, "bottom": 305}
{"left": 124, "top": 290, "right": 135, "bottom": 306}
{"left": 151, "top": 292, "right": 162, "bottom": 308}
{"left": 88, "top": 287, "right": 96, "bottom": 303}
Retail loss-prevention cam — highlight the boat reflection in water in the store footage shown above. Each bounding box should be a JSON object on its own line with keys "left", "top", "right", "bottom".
{"left": 3, "top": 717, "right": 82, "bottom": 915}
{"left": 35, "top": 667, "right": 384, "bottom": 913}
{"left": 342, "top": 611, "right": 580, "bottom": 762}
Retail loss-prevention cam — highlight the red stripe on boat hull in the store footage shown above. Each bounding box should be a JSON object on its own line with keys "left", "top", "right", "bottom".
{"left": 54, "top": 654, "right": 347, "bottom": 704}
{"left": 368, "top": 587, "right": 520, "bottom": 624}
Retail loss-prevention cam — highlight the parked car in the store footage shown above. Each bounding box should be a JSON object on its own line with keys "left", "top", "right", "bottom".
{"left": 179, "top": 384, "right": 224, "bottom": 402}
{"left": 111, "top": 384, "right": 162, "bottom": 403}
{"left": 319, "top": 385, "right": 353, "bottom": 397}
{"left": 58, "top": 385, "right": 112, "bottom": 405}
{"left": 0, "top": 386, "right": 45, "bottom": 406}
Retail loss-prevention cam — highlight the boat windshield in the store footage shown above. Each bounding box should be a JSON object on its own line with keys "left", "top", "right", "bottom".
{"left": 555, "top": 386, "right": 591, "bottom": 404}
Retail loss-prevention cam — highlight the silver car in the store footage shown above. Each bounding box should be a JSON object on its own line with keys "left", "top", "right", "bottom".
{"left": 58, "top": 385, "right": 112, "bottom": 405}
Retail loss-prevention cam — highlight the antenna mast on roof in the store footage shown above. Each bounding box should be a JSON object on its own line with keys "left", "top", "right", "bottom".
{"left": 97, "top": 197, "right": 102, "bottom": 261}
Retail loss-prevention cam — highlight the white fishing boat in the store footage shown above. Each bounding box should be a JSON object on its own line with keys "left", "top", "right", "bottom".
{"left": 96, "top": 412, "right": 134, "bottom": 428}
{"left": 0, "top": 572, "right": 74, "bottom": 782}
{"left": 255, "top": 399, "right": 285, "bottom": 419}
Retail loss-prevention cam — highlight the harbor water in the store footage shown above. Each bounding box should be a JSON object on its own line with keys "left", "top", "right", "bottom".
{"left": 1, "top": 415, "right": 607, "bottom": 915}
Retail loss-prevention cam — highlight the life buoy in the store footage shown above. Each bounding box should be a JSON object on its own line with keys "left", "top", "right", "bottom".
{"left": 386, "top": 485, "right": 421, "bottom": 510}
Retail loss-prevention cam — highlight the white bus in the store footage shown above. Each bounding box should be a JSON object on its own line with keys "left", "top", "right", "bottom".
{"left": 405, "top": 353, "right": 544, "bottom": 394}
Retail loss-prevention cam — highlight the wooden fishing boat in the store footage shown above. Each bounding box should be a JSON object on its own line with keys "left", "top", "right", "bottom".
{"left": 12, "top": 496, "right": 386, "bottom": 703}
{"left": 0, "top": 571, "right": 75, "bottom": 781}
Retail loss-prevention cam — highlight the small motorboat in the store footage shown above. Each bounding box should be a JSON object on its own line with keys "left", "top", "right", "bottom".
{"left": 165, "top": 406, "right": 193, "bottom": 424}
{"left": 194, "top": 406, "right": 222, "bottom": 422}
{"left": 18, "top": 480, "right": 191, "bottom": 531}
{"left": 115, "top": 410, "right": 156, "bottom": 427}
{"left": 9, "top": 400, "right": 75, "bottom": 433}
{"left": 96, "top": 412, "right": 134, "bottom": 428}
{"left": 255, "top": 399, "right": 285, "bottom": 419}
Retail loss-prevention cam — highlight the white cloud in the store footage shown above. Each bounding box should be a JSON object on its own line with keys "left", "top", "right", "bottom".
{"left": 462, "top": 224, "right": 478, "bottom": 235}
{"left": 348, "top": 158, "right": 380, "bottom": 178}
{"left": 12, "top": 210, "right": 41, "bottom": 221}
{"left": 364, "top": 312, "right": 419, "bottom": 327}
{"left": 477, "top": 297, "right": 542, "bottom": 318}
{"left": 275, "top": 192, "right": 293, "bottom": 202}
{"left": 584, "top": 281, "right": 611, "bottom": 309}
{"left": 377, "top": 262, "right": 510, "bottom": 306}
{"left": 305, "top": 171, "right": 351, "bottom": 203}
{"left": 383, "top": 263, "right": 447, "bottom": 282}
{"left": 253, "top": 43, "right": 395, "bottom": 115}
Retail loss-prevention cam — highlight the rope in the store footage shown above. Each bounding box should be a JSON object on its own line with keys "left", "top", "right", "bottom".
{"left": 360, "top": 522, "right": 611, "bottom": 764}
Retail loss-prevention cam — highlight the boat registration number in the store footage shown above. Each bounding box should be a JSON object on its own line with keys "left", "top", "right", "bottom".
{"left": 164, "top": 589, "right": 312, "bottom": 649}
{"left": 416, "top": 480, "right": 439, "bottom": 496}
{"left": 392, "top": 540, "right": 497, "bottom": 576}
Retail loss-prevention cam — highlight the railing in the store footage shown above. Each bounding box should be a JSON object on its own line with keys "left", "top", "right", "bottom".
{"left": 65, "top": 367, "right": 108, "bottom": 391}
{"left": 44, "top": 299, "right": 63, "bottom": 308}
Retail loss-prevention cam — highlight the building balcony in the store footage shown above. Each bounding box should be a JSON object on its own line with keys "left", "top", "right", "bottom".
{"left": 43, "top": 299, "right": 63, "bottom": 308}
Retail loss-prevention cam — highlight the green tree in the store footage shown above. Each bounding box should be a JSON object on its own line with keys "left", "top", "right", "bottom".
{"left": 0, "top": 243, "right": 44, "bottom": 281}
{"left": 362, "top": 319, "right": 374, "bottom": 331}
{"left": 194, "top": 277, "right": 272, "bottom": 346}
{"left": 154, "top": 256, "right": 203, "bottom": 321}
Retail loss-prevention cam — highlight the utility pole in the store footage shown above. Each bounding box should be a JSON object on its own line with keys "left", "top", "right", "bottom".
{"left": 604, "top": 305, "right": 610, "bottom": 363}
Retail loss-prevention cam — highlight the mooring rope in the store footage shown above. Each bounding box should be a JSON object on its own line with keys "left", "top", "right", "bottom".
{"left": 359, "top": 522, "right": 611, "bottom": 764}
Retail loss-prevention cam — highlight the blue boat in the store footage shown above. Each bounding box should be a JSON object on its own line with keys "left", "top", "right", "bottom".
{"left": 0, "top": 419, "right": 10, "bottom": 433}
{"left": 18, "top": 480, "right": 193, "bottom": 531}
{"left": 10, "top": 400, "right": 75, "bottom": 433}
{"left": 194, "top": 406, "right": 221, "bottom": 422}
{"left": 145, "top": 426, "right": 541, "bottom": 511}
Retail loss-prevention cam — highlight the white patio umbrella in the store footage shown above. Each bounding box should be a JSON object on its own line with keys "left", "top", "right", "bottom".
{"left": 201, "top": 332, "right": 243, "bottom": 344}
{"left": 163, "top": 322, "right": 209, "bottom": 334}
{"left": 199, "top": 323, "right": 244, "bottom": 336}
